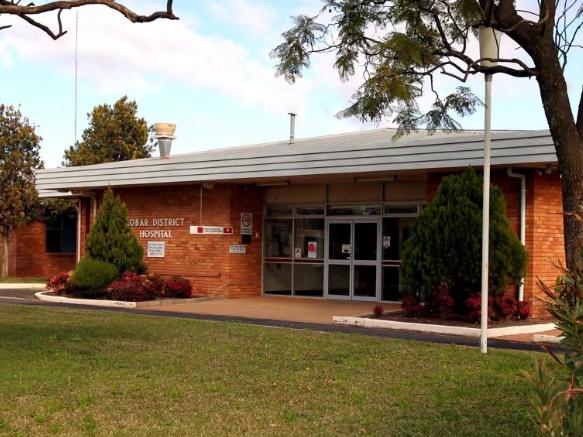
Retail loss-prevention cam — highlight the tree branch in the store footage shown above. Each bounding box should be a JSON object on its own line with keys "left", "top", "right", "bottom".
{"left": 17, "top": 9, "right": 66, "bottom": 40}
{"left": 0, "top": 0, "right": 177, "bottom": 39}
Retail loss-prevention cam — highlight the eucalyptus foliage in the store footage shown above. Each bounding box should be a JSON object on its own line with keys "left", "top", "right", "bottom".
{"left": 401, "top": 168, "right": 526, "bottom": 308}
{"left": 64, "top": 96, "right": 153, "bottom": 166}
{"left": 0, "top": 104, "right": 42, "bottom": 276}
{"left": 85, "top": 188, "right": 145, "bottom": 275}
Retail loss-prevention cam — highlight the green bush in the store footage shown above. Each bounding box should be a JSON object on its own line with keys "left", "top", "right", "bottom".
{"left": 71, "top": 258, "right": 119, "bottom": 297}
{"left": 86, "top": 188, "right": 146, "bottom": 274}
{"left": 401, "top": 168, "right": 527, "bottom": 311}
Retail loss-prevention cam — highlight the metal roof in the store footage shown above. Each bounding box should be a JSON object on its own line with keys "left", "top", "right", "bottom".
{"left": 36, "top": 128, "right": 556, "bottom": 192}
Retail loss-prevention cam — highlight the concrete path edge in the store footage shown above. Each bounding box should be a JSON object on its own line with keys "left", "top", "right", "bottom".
{"left": 35, "top": 291, "right": 220, "bottom": 308}
{"left": 0, "top": 283, "right": 46, "bottom": 290}
{"left": 333, "top": 315, "right": 556, "bottom": 338}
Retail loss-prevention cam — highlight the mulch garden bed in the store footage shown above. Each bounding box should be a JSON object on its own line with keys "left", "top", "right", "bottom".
{"left": 369, "top": 312, "right": 550, "bottom": 328}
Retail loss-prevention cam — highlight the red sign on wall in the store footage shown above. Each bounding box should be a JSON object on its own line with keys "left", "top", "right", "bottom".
{"left": 189, "top": 226, "right": 234, "bottom": 235}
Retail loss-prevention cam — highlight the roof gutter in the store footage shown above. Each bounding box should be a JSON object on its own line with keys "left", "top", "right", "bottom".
{"left": 507, "top": 168, "right": 526, "bottom": 301}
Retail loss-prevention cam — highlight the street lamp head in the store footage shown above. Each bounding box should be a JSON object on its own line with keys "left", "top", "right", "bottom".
{"left": 478, "top": 26, "right": 502, "bottom": 68}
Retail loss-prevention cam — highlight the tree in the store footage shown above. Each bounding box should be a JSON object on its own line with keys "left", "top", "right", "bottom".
{"left": 402, "top": 168, "right": 527, "bottom": 310}
{"left": 85, "top": 188, "right": 145, "bottom": 275}
{"left": 0, "top": 104, "right": 42, "bottom": 277}
{"left": 273, "top": 0, "right": 583, "bottom": 269}
{"left": 63, "top": 96, "right": 153, "bottom": 166}
{"left": 0, "top": 1, "right": 177, "bottom": 40}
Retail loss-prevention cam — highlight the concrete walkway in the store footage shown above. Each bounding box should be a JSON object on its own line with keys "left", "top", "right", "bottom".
{"left": 151, "top": 296, "right": 400, "bottom": 325}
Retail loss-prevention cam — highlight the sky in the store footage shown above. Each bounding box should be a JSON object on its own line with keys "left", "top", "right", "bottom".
{"left": 0, "top": 0, "right": 581, "bottom": 168}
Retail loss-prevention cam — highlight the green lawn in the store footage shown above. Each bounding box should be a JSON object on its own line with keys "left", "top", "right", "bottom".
{"left": 0, "top": 305, "right": 541, "bottom": 436}
{"left": 0, "top": 277, "right": 46, "bottom": 283}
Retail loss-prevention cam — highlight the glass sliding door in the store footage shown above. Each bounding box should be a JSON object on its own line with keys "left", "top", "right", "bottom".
{"left": 325, "top": 219, "right": 380, "bottom": 301}
{"left": 326, "top": 221, "right": 352, "bottom": 299}
{"left": 352, "top": 220, "right": 380, "bottom": 300}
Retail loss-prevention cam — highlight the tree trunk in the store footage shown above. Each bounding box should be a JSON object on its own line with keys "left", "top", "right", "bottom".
{"left": 534, "top": 43, "right": 583, "bottom": 270}
{"left": 1, "top": 226, "right": 8, "bottom": 277}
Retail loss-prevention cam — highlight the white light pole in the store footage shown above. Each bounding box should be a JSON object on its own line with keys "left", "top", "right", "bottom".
{"left": 478, "top": 26, "right": 501, "bottom": 354}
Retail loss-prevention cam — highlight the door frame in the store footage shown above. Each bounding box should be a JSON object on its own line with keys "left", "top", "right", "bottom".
{"left": 324, "top": 217, "right": 381, "bottom": 301}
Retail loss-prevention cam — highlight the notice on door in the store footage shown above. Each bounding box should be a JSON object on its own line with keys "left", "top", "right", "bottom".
{"left": 341, "top": 244, "right": 352, "bottom": 255}
{"left": 147, "top": 241, "right": 165, "bottom": 258}
{"left": 307, "top": 241, "right": 318, "bottom": 258}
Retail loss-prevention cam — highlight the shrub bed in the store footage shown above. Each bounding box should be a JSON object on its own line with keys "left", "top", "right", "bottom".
{"left": 400, "top": 289, "right": 532, "bottom": 322}
{"left": 46, "top": 270, "right": 193, "bottom": 302}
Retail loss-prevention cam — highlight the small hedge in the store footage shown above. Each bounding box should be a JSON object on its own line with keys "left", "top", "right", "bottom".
{"left": 70, "top": 258, "right": 119, "bottom": 298}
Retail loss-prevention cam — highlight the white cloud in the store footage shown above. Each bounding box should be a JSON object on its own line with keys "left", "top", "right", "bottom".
{"left": 2, "top": 6, "right": 311, "bottom": 115}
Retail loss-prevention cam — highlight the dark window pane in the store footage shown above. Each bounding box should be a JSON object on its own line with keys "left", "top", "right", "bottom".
{"left": 354, "top": 265, "right": 377, "bottom": 298}
{"left": 295, "top": 206, "right": 324, "bottom": 216}
{"left": 264, "top": 219, "right": 293, "bottom": 258}
{"left": 382, "top": 266, "right": 402, "bottom": 301}
{"left": 382, "top": 217, "right": 415, "bottom": 261}
{"left": 264, "top": 263, "right": 292, "bottom": 295}
{"left": 46, "top": 230, "right": 62, "bottom": 253}
{"left": 328, "top": 265, "right": 350, "bottom": 296}
{"left": 328, "top": 223, "right": 351, "bottom": 260}
{"left": 327, "top": 205, "right": 381, "bottom": 216}
{"left": 45, "top": 211, "right": 77, "bottom": 253}
{"left": 354, "top": 222, "right": 377, "bottom": 260}
{"left": 294, "top": 263, "right": 323, "bottom": 296}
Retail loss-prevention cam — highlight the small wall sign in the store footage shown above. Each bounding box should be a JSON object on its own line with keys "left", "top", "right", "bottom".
{"left": 383, "top": 236, "right": 391, "bottom": 249}
{"left": 240, "top": 212, "right": 253, "bottom": 235}
{"left": 147, "top": 241, "right": 165, "bottom": 258}
{"left": 307, "top": 241, "right": 318, "bottom": 258}
{"left": 341, "top": 244, "right": 352, "bottom": 255}
{"left": 295, "top": 248, "right": 302, "bottom": 258}
{"left": 190, "top": 226, "right": 234, "bottom": 235}
{"left": 229, "top": 244, "right": 247, "bottom": 254}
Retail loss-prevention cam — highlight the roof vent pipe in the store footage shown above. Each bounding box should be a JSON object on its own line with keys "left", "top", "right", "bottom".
{"left": 154, "top": 123, "right": 176, "bottom": 159}
{"left": 288, "top": 113, "right": 296, "bottom": 144}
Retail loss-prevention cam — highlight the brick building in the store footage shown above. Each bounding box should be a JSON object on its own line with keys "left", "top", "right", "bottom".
{"left": 3, "top": 128, "right": 564, "bottom": 316}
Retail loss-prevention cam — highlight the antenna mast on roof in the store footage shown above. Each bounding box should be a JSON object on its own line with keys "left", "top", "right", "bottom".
{"left": 74, "top": 10, "right": 79, "bottom": 146}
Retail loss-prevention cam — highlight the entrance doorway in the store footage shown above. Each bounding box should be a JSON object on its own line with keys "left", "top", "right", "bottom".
{"left": 324, "top": 218, "right": 381, "bottom": 301}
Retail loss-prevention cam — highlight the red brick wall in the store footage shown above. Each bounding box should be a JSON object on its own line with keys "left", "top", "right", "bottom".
{"left": 108, "top": 184, "right": 263, "bottom": 298}
{"left": 8, "top": 221, "right": 76, "bottom": 278}
{"left": 524, "top": 172, "right": 565, "bottom": 317}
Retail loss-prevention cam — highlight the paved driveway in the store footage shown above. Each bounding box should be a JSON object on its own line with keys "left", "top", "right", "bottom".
{"left": 0, "top": 288, "right": 39, "bottom": 303}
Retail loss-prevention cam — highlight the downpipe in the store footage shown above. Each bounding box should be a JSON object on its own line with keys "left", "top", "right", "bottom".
{"left": 507, "top": 168, "right": 526, "bottom": 301}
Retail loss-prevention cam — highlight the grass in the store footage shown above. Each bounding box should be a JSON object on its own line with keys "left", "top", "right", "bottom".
{"left": 0, "top": 304, "right": 542, "bottom": 436}
{"left": 0, "top": 277, "right": 46, "bottom": 283}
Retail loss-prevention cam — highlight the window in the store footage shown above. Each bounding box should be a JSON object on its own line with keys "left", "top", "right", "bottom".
{"left": 382, "top": 217, "right": 415, "bottom": 261}
{"left": 264, "top": 219, "right": 293, "bottom": 258}
{"left": 46, "top": 211, "right": 77, "bottom": 254}
{"left": 327, "top": 205, "right": 381, "bottom": 216}
{"left": 294, "top": 218, "right": 324, "bottom": 259}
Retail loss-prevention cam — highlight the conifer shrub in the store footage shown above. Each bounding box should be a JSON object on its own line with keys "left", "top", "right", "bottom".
{"left": 70, "top": 258, "right": 118, "bottom": 297}
{"left": 402, "top": 168, "right": 527, "bottom": 313}
{"left": 86, "top": 188, "right": 146, "bottom": 274}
